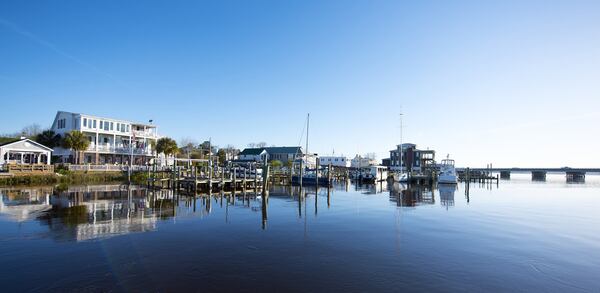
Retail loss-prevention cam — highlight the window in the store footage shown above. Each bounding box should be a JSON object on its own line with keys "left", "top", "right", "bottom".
{"left": 116, "top": 123, "right": 120, "bottom": 131}
{"left": 103, "top": 137, "right": 109, "bottom": 143}
{"left": 126, "top": 125, "right": 130, "bottom": 132}
{"left": 104, "top": 122, "right": 109, "bottom": 131}
{"left": 110, "top": 122, "right": 114, "bottom": 131}
{"left": 83, "top": 118, "right": 87, "bottom": 127}
{"left": 93, "top": 120, "right": 97, "bottom": 128}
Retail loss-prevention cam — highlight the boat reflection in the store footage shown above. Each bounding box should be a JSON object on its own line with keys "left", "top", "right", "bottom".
{"left": 438, "top": 184, "right": 456, "bottom": 209}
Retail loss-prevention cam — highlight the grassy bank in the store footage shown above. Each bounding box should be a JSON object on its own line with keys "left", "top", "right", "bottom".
{"left": 0, "top": 170, "right": 149, "bottom": 187}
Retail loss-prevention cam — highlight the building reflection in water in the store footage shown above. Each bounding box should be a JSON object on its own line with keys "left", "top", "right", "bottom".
{"left": 40, "top": 185, "right": 169, "bottom": 241}
{"left": 388, "top": 183, "right": 435, "bottom": 207}
{"left": 0, "top": 180, "right": 460, "bottom": 241}
{"left": 0, "top": 186, "right": 53, "bottom": 222}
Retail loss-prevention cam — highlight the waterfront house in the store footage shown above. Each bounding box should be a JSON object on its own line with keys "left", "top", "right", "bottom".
{"left": 237, "top": 146, "right": 304, "bottom": 164}
{"left": 0, "top": 138, "right": 53, "bottom": 166}
{"left": 350, "top": 155, "right": 378, "bottom": 169}
{"left": 387, "top": 143, "right": 435, "bottom": 172}
{"left": 50, "top": 111, "right": 160, "bottom": 165}
{"left": 237, "top": 148, "right": 269, "bottom": 162}
{"left": 319, "top": 156, "right": 351, "bottom": 168}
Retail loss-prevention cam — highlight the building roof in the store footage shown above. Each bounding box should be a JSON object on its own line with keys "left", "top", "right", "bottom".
{"left": 0, "top": 138, "right": 53, "bottom": 151}
{"left": 239, "top": 146, "right": 302, "bottom": 156}
{"left": 53, "top": 111, "right": 156, "bottom": 128}
{"left": 264, "top": 146, "right": 301, "bottom": 154}
{"left": 239, "top": 148, "right": 267, "bottom": 156}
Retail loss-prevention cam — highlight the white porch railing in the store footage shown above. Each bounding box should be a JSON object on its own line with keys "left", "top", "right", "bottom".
{"left": 85, "top": 145, "right": 153, "bottom": 155}
{"left": 66, "top": 164, "right": 168, "bottom": 172}
{"left": 133, "top": 130, "right": 158, "bottom": 138}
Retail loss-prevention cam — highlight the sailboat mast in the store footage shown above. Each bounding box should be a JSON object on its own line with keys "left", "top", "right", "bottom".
{"left": 306, "top": 113, "right": 310, "bottom": 155}
{"left": 400, "top": 112, "right": 403, "bottom": 173}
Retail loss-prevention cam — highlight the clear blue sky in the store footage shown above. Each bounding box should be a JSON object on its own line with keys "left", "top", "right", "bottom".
{"left": 1, "top": 0, "right": 599, "bottom": 167}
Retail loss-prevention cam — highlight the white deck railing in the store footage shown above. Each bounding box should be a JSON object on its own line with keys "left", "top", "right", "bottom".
{"left": 85, "top": 145, "right": 153, "bottom": 155}
{"left": 67, "top": 164, "right": 167, "bottom": 172}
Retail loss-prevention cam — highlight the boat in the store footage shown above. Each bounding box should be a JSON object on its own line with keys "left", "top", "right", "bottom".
{"left": 291, "top": 169, "right": 332, "bottom": 186}
{"left": 392, "top": 111, "right": 408, "bottom": 183}
{"left": 438, "top": 156, "right": 457, "bottom": 184}
{"left": 359, "top": 166, "right": 388, "bottom": 184}
{"left": 290, "top": 113, "right": 332, "bottom": 187}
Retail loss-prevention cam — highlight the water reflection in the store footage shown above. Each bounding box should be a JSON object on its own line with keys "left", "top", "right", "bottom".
{"left": 438, "top": 184, "right": 456, "bottom": 209}
{"left": 0, "top": 180, "right": 485, "bottom": 242}
{"left": 388, "top": 183, "right": 435, "bottom": 207}
{"left": 0, "top": 186, "right": 52, "bottom": 222}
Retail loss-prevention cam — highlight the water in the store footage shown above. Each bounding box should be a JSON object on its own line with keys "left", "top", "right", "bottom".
{"left": 1, "top": 174, "right": 599, "bottom": 292}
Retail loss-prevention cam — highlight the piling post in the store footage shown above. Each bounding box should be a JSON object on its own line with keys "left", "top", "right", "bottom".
{"left": 299, "top": 159, "right": 303, "bottom": 186}
{"left": 194, "top": 164, "right": 198, "bottom": 193}
{"left": 316, "top": 159, "right": 320, "bottom": 182}
{"left": 243, "top": 165, "right": 247, "bottom": 190}
{"left": 233, "top": 166, "right": 237, "bottom": 188}
{"left": 254, "top": 163, "right": 258, "bottom": 189}
{"left": 209, "top": 160, "right": 213, "bottom": 194}
{"left": 221, "top": 165, "right": 225, "bottom": 187}
{"left": 262, "top": 163, "right": 270, "bottom": 195}
{"left": 328, "top": 164, "right": 332, "bottom": 186}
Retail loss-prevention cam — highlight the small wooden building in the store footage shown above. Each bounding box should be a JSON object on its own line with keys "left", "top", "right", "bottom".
{"left": 0, "top": 138, "right": 53, "bottom": 165}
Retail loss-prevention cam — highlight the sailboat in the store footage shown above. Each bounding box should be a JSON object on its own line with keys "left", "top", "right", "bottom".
{"left": 395, "top": 112, "right": 409, "bottom": 183}
{"left": 291, "top": 114, "right": 332, "bottom": 186}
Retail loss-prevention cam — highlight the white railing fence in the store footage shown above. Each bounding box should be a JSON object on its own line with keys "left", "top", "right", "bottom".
{"left": 66, "top": 164, "right": 168, "bottom": 172}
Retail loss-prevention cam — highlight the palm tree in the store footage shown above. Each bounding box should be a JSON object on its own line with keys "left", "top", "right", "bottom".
{"left": 156, "top": 137, "right": 178, "bottom": 166}
{"left": 62, "top": 131, "right": 90, "bottom": 164}
{"left": 35, "top": 130, "right": 62, "bottom": 148}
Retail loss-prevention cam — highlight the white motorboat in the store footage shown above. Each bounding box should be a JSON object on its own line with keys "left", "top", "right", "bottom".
{"left": 391, "top": 172, "right": 409, "bottom": 183}
{"left": 360, "top": 166, "right": 388, "bottom": 183}
{"left": 438, "top": 157, "right": 458, "bottom": 184}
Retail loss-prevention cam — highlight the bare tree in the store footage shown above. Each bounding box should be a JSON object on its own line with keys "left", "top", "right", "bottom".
{"left": 179, "top": 137, "right": 198, "bottom": 148}
{"left": 256, "top": 142, "right": 267, "bottom": 148}
{"left": 247, "top": 143, "right": 256, "bottom": 148}
{"left": 365, "top": 152, "right": 377, "bottom": 160}
{"left": 21, "top": 124, "right": 42, "bottom": 137}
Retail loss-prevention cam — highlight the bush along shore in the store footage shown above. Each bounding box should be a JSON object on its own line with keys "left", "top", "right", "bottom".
{"left": 0, "top": 170, "right": 149, "bottom": 187}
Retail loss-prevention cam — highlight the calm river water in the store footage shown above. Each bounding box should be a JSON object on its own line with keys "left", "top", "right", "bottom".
{"left": 1, "top": 174, "right": 599, "bottom": 292}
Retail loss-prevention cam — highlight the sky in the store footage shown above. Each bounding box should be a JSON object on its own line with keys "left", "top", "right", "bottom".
{"left": 1, "top": 0, "right": 599, "bottom": 167}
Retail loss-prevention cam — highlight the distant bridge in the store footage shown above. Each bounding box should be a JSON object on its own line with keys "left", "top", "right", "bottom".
{"left": 455, "top": 167, "right": 598, "bottom": 182}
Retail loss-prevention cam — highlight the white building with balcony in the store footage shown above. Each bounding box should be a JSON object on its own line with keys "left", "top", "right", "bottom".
{"left": 51, "top": 111, "right": 160, "bottom": 165}
{"left": 319, "top": 156, "right": 350, "bottom": 168}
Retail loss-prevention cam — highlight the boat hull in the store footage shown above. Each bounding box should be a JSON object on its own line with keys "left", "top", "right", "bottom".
{"left": 291, "top": 176, "right": 332, "bottom": 186}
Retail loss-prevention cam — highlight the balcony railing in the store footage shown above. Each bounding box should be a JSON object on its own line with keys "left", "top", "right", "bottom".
{"left": 86, "top": 145, "right": 153, "bottom": 155}
{"left": 67, "top": 164, "right": 167, "bottom": 172}
{"left": 133, "top": 130, "right": 158, "bottom": 138}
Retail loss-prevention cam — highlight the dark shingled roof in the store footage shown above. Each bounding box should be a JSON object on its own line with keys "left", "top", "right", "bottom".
{"left": 264, "top": 147, "right": 302, "bottom": 154}
{"left": 239, "top": 148, "right": 266, "bottom": 155}
{"left": 239, "top": 146, "right": 302, "bottom": 156}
